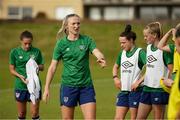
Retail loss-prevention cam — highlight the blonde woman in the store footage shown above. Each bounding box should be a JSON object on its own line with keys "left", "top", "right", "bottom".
{"left": 137, "top": 22, "right": 173, "bottom": 119}
{"left": 43, "top": 14, "right": 106, "bottom": 119}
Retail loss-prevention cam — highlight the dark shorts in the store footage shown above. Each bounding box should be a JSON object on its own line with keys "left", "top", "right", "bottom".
{"left": 140, "top": 91, "right": 169, "bottom": 105}
{"left": 15, "top": 90, "right": 42, "bottom": 102}
{"left": 60, "top": 85, "right": 96, "bottom": 107}
{"left": 116, "top": 89, "right": 142, "bottom": 108}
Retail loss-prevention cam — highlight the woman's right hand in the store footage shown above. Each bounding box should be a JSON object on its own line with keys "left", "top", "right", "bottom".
{"left": 114, "top": 77, "right": 121, "bottom": 89}
{"left": 19, "top": 75, "right": 28, "bottom": 84}
{"left": 43, "top": 88, "right": 50, "bottom": 104}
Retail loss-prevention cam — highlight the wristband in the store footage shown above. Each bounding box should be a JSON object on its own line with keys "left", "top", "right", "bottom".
{"left": 113, "top": 75, "right": 118, "bottom": 79}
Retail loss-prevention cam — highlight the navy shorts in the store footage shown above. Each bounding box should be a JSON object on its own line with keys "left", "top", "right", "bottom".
{"left": 140, "top": 91, "right": 169, "bottom": 105}
{"left": 60, "top": 85, "right": 96, "bottom": 107}
{"left": 116, "top": 89, "right": 142, "bottom": 108}
{"left": 15, "top": 90, "right": 42, "bottom": 102}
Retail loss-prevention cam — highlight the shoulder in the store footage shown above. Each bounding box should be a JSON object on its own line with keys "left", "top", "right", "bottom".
{"left": 80, "top": 34, "right": 94, "bottom": 42}
{"left": 10, "top": 47, "right": 20, "bottom": 54}
{"left": 31, "top": 46, "right": 42, "bottom": 53}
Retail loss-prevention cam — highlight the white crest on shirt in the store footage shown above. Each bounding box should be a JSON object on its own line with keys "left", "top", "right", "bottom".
{"left": 79, "top": 45, "right": 85, "bottom": 50}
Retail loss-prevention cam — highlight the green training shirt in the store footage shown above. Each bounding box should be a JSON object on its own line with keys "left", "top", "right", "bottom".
{"left": 53, "top": 34, "right": 96, "bottom": 87}
{"left": 9, "top": 46, "right": 44, "bottom": 90}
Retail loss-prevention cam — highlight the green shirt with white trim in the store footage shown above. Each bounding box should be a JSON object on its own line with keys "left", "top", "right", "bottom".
{"left": 53, "top": 34, "right": 96, "bottom": 87}
{"left": 9, "top": 46, "right": 44, "bottom": 90}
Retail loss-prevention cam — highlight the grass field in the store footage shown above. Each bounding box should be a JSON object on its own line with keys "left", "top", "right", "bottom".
{"left": 0, "top": 20, "right": 176, "bottom": 119}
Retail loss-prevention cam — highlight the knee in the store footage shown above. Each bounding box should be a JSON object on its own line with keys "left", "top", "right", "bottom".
{"left": 31, "top": 110, "right": 39, "bottom": 118}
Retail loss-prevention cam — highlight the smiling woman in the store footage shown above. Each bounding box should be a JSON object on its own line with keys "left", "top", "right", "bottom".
{"left": 43, "top": 13, "right": 106, "bottom": 119}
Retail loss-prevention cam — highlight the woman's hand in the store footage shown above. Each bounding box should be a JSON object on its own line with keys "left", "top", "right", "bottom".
{"left": 113, "top": 77, "right": 121, "bottom": 89}
{"left": 43, "top": 87, "right": 50, "bottom": 104}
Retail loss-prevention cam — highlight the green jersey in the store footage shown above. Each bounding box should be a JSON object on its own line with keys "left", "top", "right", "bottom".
{"left": 53, "top": 34, "right": 96, "bottom": 87}
{"left": 9, "top": 46, "right": 44, "bottom": 90}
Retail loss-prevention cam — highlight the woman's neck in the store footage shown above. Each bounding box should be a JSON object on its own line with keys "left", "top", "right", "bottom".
{"left": 67, "top": 34, "right": 79, "bottom": 41}
{"left": 152, "top": 39, "right": 159, "bottom": 47}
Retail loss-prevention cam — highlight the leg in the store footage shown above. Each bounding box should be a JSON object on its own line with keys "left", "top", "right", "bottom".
{"left": 136, "top": 103, "right": 152, "bottom": 119}
{"left": 114, "top": 106, "right": 129, "bottom": 120}
{"left": 80, "top": 102, "right": 96, "bottom": 120}
{"left": 30, "top": 100, "right": 40, "bottom": 119}
{"left": 16, "top": 101, "right": 27, "bottom": 119}
{"left": 129, "top": 107, "right": 138, "bottom": 120}
{"left": 152, "top": 104, "right": 166, "bottom": 119}
{"left": 61, "top": 105, "right": 75, "bottom": 120}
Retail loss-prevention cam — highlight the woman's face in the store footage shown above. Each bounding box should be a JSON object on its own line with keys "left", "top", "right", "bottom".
{"left": 143, "top": 29, "right": 155, "bottom": 44}
{"left": 66, "top": 16, "right": 80, "bottom": 35}
{"left": 119, "top": 36, "right": 133, "bottom": 51}
{"left": 21, "top": 37, "right": 32, "bottom": 51}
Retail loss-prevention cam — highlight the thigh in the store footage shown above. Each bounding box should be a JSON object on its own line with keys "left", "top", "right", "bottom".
{"left": 136, "top": 103, "right": 152, "bottom": 119}
{"left": 80, "top": 102, "right": 96, "bottom": 120}
{"left": 116, "top": 92, "right": 129, "bottom": 107}
{"left": 60, "top": 85, "right": 79, "bottom": 107}
{"left": 129, "top": 107, "right": 138, "bottom": 120}
{"left": 79, "top": 86, "right": 96, "bottom": 105}
{"left": 152, "top": 104, "right": 166, "bottom": 119}
{"left": 115, "top": 106, "right": 129, "bottom": 120}
{"left": 61, "top": 105, "right": 75, "bottom": 119}
{"left": 30, "top": 100, "right": 40, "bottom": 117}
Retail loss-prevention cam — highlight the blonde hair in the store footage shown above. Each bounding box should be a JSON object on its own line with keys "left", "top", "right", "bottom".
{"left": 144, "top": 22, "right": 163, "bottom": 39}
{"left": 56, "top": 14, "right": 80, "bottom": 40}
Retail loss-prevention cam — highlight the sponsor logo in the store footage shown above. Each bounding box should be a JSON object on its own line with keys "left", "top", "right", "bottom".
{"left": 147, "top": 64, "right": 154, "bottom": 68}
{"left": 64, "top": 97, "right": 69, "bottom": 103}
{"left": 121, "top": 61, "right": 133, "bottom": 69}
{"left": 122, "top": 70, "right": 132, "bottom": 73}
{"left": 147, "top": 55, "right": 157, "bottom": 63}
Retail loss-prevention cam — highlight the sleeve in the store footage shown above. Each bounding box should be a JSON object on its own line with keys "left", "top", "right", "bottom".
{"left": 163, "top": 51, "right": 173, "bottom": 66}
{"left": 116, "top": 51, "right": 122, "bottom": 66}
{"left": 36, "top": 50, "right": 44, "bottom": 65}
{"left": 138, "top": 49, "right": 146, "bottom": 69}
{"left": 88, "top": 37, "right": 96, "bottom": 52}
{"left": 53, "top": 41, "right": 62, "bottom": 61}
{"left": 9, "top": 49, "right": 16, "bottom": 65}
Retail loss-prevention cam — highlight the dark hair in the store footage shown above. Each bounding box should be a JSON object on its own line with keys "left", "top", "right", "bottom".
{"left": 20, "top": 30, "right": 33, "bottom": 40}
{"left": 120, "top": 25, "right": 136, "bottom": 41}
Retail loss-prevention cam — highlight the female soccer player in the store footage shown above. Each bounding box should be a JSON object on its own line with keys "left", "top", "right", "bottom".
{"left": 43, "top": 14, "right": 106, "bottom": 119}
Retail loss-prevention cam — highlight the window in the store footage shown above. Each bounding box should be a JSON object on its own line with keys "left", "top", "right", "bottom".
{"left": 8, "top": 6, "right": 32, "bottom": 19}
{"left": 8, "top": 7, "right": 20, "bottom": 19}
{"left": 22, "top": 7, "right": 32, "bottom": 19}
{"left": 55, "top": 7, "right": 74, "bottom": 20}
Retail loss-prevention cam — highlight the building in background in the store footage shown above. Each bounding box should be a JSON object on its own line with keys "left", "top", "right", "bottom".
{"left": 0, "top": 0, "right": 83, "bottom": 20}
{"left": 0, "top": 0, "right": 180, "bottom": 20}
{"left": 84, "top": 0, "right": 180, "bottom": 20}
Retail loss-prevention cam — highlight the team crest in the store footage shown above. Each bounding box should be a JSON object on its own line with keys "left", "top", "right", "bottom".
{"left": 19, "top": 56, "right": 23, "bottom": 59}
{"left": 16, "top": 92, "right": 20, "bottom": 98}
{"left": 64, "top": 97, "right": 69, "bottom": 103}
{"left": 79, "top": 45, "right": 85, "bottom": 50}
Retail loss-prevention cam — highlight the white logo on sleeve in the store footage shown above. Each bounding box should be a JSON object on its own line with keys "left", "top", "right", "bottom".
{"left": 64, "top": 97, "right": 69, "bottom": 103}
{"left": 66, "top": 48, "right": 70, "bottom": 51}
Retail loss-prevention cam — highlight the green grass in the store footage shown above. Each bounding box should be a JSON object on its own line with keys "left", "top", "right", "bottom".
{"left": 0, "top": 20, "right": 175, "bottom": 119}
